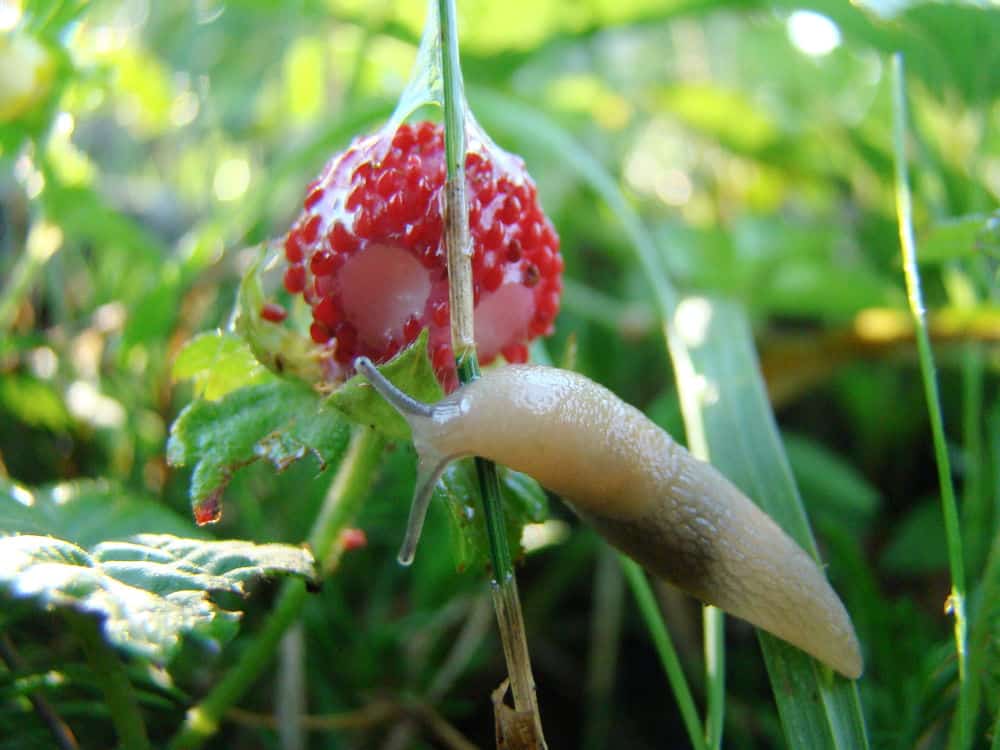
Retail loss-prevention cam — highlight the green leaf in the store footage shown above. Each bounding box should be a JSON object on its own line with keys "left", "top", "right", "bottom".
{"left": 880, "top": 500, "right": 949, "bottom": 575}
{"left": 784, "top": 434, "right": 880, "bottom": 535}
{"left": 657, "top": 83, "right": 778, "bottom": 153}
{"left": 0, "top": 478, "right": 199, "bottom": 547}
{"left": 500, "top": 469, "right": 549, "bottom": 525}
{"left": 327, "top": 329, "right": 442, "bottom": 442}
{"left": 436, "top": 463, "right": 548, "bottom": 572}
{"left": 0, "top": 533, "right": 315, "bottom": 664}
{"left": 0, "top": 374, "right": 71, "bottom": 430}
{"left": 919, "top": 213, "right": 1000, "bottom": 263}
{"left": 173, "top": 330, "right": 273, "bottom": 401}
{"left": 167, "top": 380, "right": 349, "bottom": 523}
{"left": 235, "top": 244, "right": 324, "bottom": 384}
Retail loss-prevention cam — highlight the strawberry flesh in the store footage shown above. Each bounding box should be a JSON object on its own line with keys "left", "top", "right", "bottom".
{"left": 282, "top": 121, "right": 562, "bottom": 390}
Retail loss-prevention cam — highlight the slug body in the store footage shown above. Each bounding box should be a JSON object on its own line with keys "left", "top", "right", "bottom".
{"left": 356, "top": 359, "right": 863, "bottom": 680}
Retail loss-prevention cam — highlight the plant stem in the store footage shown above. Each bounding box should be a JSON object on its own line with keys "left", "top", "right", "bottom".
{"left": 71, "top": 615, "right": 151, "bottom": 750}
{"left": 583, "top": 547, "right": 625, "bottom": 750}
{"left": 703, "top": 606, "right": 725, "bottom": 750}
{"left": 276, "top": 623, "right": 306, "bottom": 750}
{"left": 620, "top": 558, "right": 707, "bottom": 750}
{"left": 891, "top": 53, "right": 970, "bottom": 749}
{"left": 168, "top": 426, "right": 384, "bottom": 750}
{"left": 667, "top": 328, "right": 727, "bottom": 749}
{"left": 0, "top": 634, "right": 79, "bottom": 750}
{"left": 0, "top": 219, "right": 63, "bottom": 331}
{"left": 438, "top": 0, "right": 475, "bottom": 362}
{"left": 961, "top": 344, "right": 987, "bottom": 569}
{"left": 437, "top": 0, "right": 545, "bottom": 743}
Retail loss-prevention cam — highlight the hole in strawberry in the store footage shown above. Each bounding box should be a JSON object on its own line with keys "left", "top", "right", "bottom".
{"left": 335, "top": 242, "right": 431, "bottom": 353}
{"left": 473, "top": 284, "right": 535, "bottom": 362}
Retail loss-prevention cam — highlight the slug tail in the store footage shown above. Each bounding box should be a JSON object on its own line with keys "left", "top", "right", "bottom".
{"left": 353, "top": 357, "right": 455, "bottom": 565}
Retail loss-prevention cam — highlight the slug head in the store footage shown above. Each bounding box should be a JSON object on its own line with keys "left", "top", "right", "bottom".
{"left": 354, "top": 356, "right": 463, "bottom": 564}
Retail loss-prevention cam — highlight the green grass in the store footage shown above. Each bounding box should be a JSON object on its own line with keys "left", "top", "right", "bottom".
{"left": 1, "top": 1, "right": 998, "bottom": 748}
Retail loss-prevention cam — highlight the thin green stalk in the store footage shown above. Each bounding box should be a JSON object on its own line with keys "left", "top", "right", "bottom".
{"left": 168, "top": 427, "right": 384, "bottom": 750}
{"left": 961, "top": 345, "right": 987, "bottom": 569}
{"left": 437, "top": 0, "right": 544, "bottom": 742}
{"left": 0, "top": 219, "right": 63, "bottom": 331}
{"left": 0, "top": 634, "right": 79, "bottom": 750}
{"left": 72, "top": 615, "right": 151, "bottom": 750}
{"left": 621, "top": 557, "right": 707, "bottom": 750}
{"left": 438, "top": 0, "right": 475, "bottom": 362}
{"left": 439, "top": 0, "right": 535, "bottom": 713}
{"left": 583, "top": 547, "right": 625, "bottom": 750}
{"left": 276, "top": 623, "right": 306, "bottom": 750}
{"left": 703, "top": 606, "right": 725, "bottom": 750}
{"left": 891, "top": 53, "right": 970, "bottom": 747}
{"left": 667, "top": 322, "right": 726, "bottom": 749}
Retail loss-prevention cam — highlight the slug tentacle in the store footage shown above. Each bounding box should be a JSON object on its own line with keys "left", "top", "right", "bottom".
{"left": 397, "top": 453, "right": 452, "bottom": 565}
{"left": 354, "top": 357, "right": 436, "bottom": 420}
{"left": 354, "top": 356, "right": 458, "bottom": 564}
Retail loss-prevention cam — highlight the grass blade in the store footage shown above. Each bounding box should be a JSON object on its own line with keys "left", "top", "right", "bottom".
{"left": 891, "top": 53, "right": 970, "bottom": 750}
{"left": 703, "top": 606, "right": 725, "bottom": 750}
{"left": 621, "top": 557, "right": 707, "bottom": 750}
{"left": 677, "top": 299, "right": 869, "bottom": 749}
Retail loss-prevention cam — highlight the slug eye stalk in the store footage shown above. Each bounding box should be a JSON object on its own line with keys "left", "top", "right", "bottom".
{"left": 354, "top": 357, "right": 451, "bottom": 564}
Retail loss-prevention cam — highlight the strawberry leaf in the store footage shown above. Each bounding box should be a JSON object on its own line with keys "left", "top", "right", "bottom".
{"left": 0, "top": 533, "right": 315, "bottom": 664}
{"left": 236, "top": 243, "right": 324, "bottom": 383}
{"left": 327, "top": 329, "right": 442, "bottom": 441}
{"left": 0, "top": 478, "right": 200, "bottom": 547}
{"left": 167, "top": 380, "right": 349, "bottom": 523}
{"left": 438, "top": 463, "right": 549, "bottom": 571}
{"left": 172, "top": 330, "right": 273, "bottom": 400}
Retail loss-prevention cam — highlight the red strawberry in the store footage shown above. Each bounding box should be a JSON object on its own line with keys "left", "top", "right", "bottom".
{"left": 279, "top": 121, "right": 562, "bottom": 391}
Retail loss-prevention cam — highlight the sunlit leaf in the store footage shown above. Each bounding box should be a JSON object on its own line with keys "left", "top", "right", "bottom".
{"left": 173, "top": 331, "right": 273, "bottom": 401}
{"left": 920, "top": 213, "right": 1000, "bottom": 263}
{"left": 236, "top": 244, "right": 325, "bottom": 384}
{"left": 0, "top": 479, "right": 199, "bottom": 547}
{"left": 167, "top": 381, "right": 349, "bottom": 523}
{"left": 657, "top": 84, "right": 778, "bottom": 152}
{"left": 0, "top": 374, "right": 71, "bottom": 430}
{"left": 0, "top": 533, "right": 315, "bottom": 663}
{"left": 0, "top": 32, "right": 57, "bottom": 123}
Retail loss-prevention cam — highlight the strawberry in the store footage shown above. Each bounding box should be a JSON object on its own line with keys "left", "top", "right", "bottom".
{"left": 278, "top": 121, "right": 562, "bottom": 391}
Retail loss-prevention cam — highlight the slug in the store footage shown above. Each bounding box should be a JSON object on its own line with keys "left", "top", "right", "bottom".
{"left": 354, "top": 357, "right": 863, "bottom": 680}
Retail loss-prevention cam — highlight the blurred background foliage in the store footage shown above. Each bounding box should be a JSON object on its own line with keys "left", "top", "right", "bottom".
{"left": 1, "top": 0, "right": 999, "bottom": 748}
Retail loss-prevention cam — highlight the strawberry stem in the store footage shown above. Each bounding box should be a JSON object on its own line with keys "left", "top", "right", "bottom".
{"left": 438, "top": 0, "right": 475, "bottom": 359}
{"left": 71, "top": 614, "right": 152, "bottom": 750}
{"left": 438, "top": 0, "right": 547, "bottom": 744}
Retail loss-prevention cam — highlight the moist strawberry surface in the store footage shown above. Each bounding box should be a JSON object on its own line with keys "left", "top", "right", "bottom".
{"left": 280, "top": 120, "right": 562, "bottom": 391}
